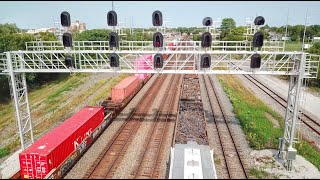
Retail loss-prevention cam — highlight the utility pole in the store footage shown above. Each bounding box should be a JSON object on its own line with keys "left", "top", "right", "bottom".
{"left": 284, "top": 9, "right": 289, "bottom": 48}
{"left": 301, "top": 8, "right": 308, "bottom": 52}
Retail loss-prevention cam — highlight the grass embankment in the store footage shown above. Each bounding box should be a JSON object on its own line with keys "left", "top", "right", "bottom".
{"left": 284, "top": 41, "right": 301, "bottom": 51}
{"left": 217, "top": 74, "right": 320, "bottom": 176}
{"left": 88, "top": 73, "right": 129, "bottom": 105}
{"left": 0, "top": 73, "right": 87, "bottom": 158}
{"left": 0, "top": 73, "right": 129, "bottom": 159}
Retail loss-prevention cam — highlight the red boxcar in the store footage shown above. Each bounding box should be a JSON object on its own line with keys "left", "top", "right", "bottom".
{"left": 19, "top": 106, "right": 105, "bottom": 179}
{"left": 111, "top": 76, "right": 140, "bottom": 103}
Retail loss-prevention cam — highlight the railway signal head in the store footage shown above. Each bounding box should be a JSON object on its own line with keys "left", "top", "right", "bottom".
{"left": 107, "top": 10, "right": 118, "bottom": 26}
{"left": 64, "top": 55, "right": 75, "bottom": 68}
{"left": 62, "top": 32, "right": 73, "bottom": 48}
{"left": 254, "top": 16, "right": 265, "bottom": 26}
{"left": 109, "top": 32, "right": 119, "bottom": 49}
{"left": 250, "top": 53, "right": 261, "bottom": 69}
{"left": 154, "top": 53, "right": 163, "bottom": 69}
{"left": 153, "top": 32, "right": 163, "bottom": 48}
{"left": 201, "top": 54, "right": 211, "bottom": 69}
{"left": 152, "top": 10, "right": 163, "bottom": 26}
{"left": 61, "top": 11, "right": 71, "bottom": 27}
{"left": 109, "top": 53, "right": 120, "bottom": 67}
{"left": 252, "top": 32, "right": 264, "bottom": 48}
{"left": 202, "top": 17, "right": 213, "bottom": 26}
{"left": 201, "top": 32, "right": 212, "bottom": 48}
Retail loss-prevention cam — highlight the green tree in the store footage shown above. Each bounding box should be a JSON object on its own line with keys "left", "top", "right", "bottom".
{"left": 308, "top": 42, "right": 320, "bottom": 55}
{"left": 74, "top": 29, "right": 112, "bottom": 41}
{"left": 220, "top": 18, "right": 236, "bottom": 39}
{"left": 0, "top": 33, "right": 35, "bottom": 52}
{"left": 307, "top": 42, "right": 320, "bottom": 87}
{"left": 221, "top": 18, "right": 236, "bottom": 31}
{"left": 222, "top": 26, "right": 245, "bottom": 41}
{"left": 37, "top": 32, "right": 57, "bottom": 41}
{"left": 0, "top": 23, "right": 20, "bottom": 35}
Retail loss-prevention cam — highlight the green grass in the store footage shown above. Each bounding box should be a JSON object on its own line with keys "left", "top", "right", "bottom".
{"left": 218, "top": 75, "right": 283, "bottom": 149}
{"left": 0, "top": 73, "right": 88, "bottom": 156}
{"left": 296, "top": 140, "right": 320, "bottom": 170}
{"left": 217, "top": 74, "right": 320, "bottom": 170}
{"left": 284, "top": 41, "right": 302, "bottom": 51}
{"left": 249, "top": 168, "right": 279, "bottom": 179}
{"left": 46, "top": 73, "right": 85, "bottom": 104}
{"left": 88, "top": 74, "right": 129, "bottom": 105}
{"left": 0, "top": 146, "right": 10, "bottom": 158}
{"left": 309, "top": 86, "right": 320, "bottom": 94}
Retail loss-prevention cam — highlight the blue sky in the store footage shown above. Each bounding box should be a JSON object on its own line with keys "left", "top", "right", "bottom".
{"left": 1, "top": 1, "right": 320, "bottom": 29}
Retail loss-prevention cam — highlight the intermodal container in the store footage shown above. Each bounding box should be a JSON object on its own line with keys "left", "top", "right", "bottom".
{"left": 111, "top": 76, "right": 140, "bottom": 103}
{"left": 167, "top": 42, "right": 175, "bottom": 51}
{"left": 134, "top": 54, "right": 152, "bottom": 70}
{"left": 19, "top": 106, "right": 105, "bottom": 179}
{"left": 135, "top": 73, "right": 149, "bottom": 80}
{"left": 134, "top": 55, "right": 152, "bottom": 80}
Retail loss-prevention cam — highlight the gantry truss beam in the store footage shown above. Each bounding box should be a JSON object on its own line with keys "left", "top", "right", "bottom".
{"left": 0, "top": 50, "right": 319, "bottom": 78}
{"left": 24, "top": 40, "right": 285, "bottom": 52}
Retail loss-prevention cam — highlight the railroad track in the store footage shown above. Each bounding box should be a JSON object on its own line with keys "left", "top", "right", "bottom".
{"left": 130, "top": 74, "right": 181, "bottom": 179}
{"left": 243, "top": 74, "right": 320, "bottom": 136}
{"left": 174, "top": 74, "right": 209, "bottom": 145}
{"left": 83, "top": 74, "right": 169, "bottom": 179}
{"left": 202, "top": 74, "right": 248, "bottom": 179}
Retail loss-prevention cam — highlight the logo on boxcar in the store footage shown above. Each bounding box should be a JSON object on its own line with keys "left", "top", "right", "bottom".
{"left": 73, "top": 128, "right": 92, "bottom": 150}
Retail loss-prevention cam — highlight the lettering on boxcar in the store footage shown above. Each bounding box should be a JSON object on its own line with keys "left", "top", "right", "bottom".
{"left": 73, "top": 128, "right": 92, "bottom": 150}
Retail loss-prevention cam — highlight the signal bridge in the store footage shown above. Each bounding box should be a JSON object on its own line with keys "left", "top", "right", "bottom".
{"left": 1, "top": 40, "right": 312, "bottom": 75}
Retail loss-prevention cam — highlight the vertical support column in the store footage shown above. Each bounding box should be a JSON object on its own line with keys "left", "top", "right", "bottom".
{"left": 278, "top": 52, "right": 305, "bottom": 171}
{"left": 6, "top": 52, "right": 34, "bottom": 150}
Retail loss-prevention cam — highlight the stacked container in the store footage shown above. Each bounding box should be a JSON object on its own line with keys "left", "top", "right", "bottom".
{"left": 134, "top": 55, "right": 152, "bottom": 80}
{"left": 111, "top": 76, "right": 140, "bottom": 103}
{"left": 19, "top": 106, "right": 105, "bottom": 179}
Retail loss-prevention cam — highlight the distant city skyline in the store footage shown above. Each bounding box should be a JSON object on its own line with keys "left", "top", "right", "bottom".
{"left": 1, "top": 1, "right": 320, "bottom": 30}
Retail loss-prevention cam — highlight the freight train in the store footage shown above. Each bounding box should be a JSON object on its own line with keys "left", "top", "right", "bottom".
{"left": 19, "top": 73, "right": 151, "bottom": 179}
{"left": 18, "top": 41, "right": 179, "bottom": 179}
